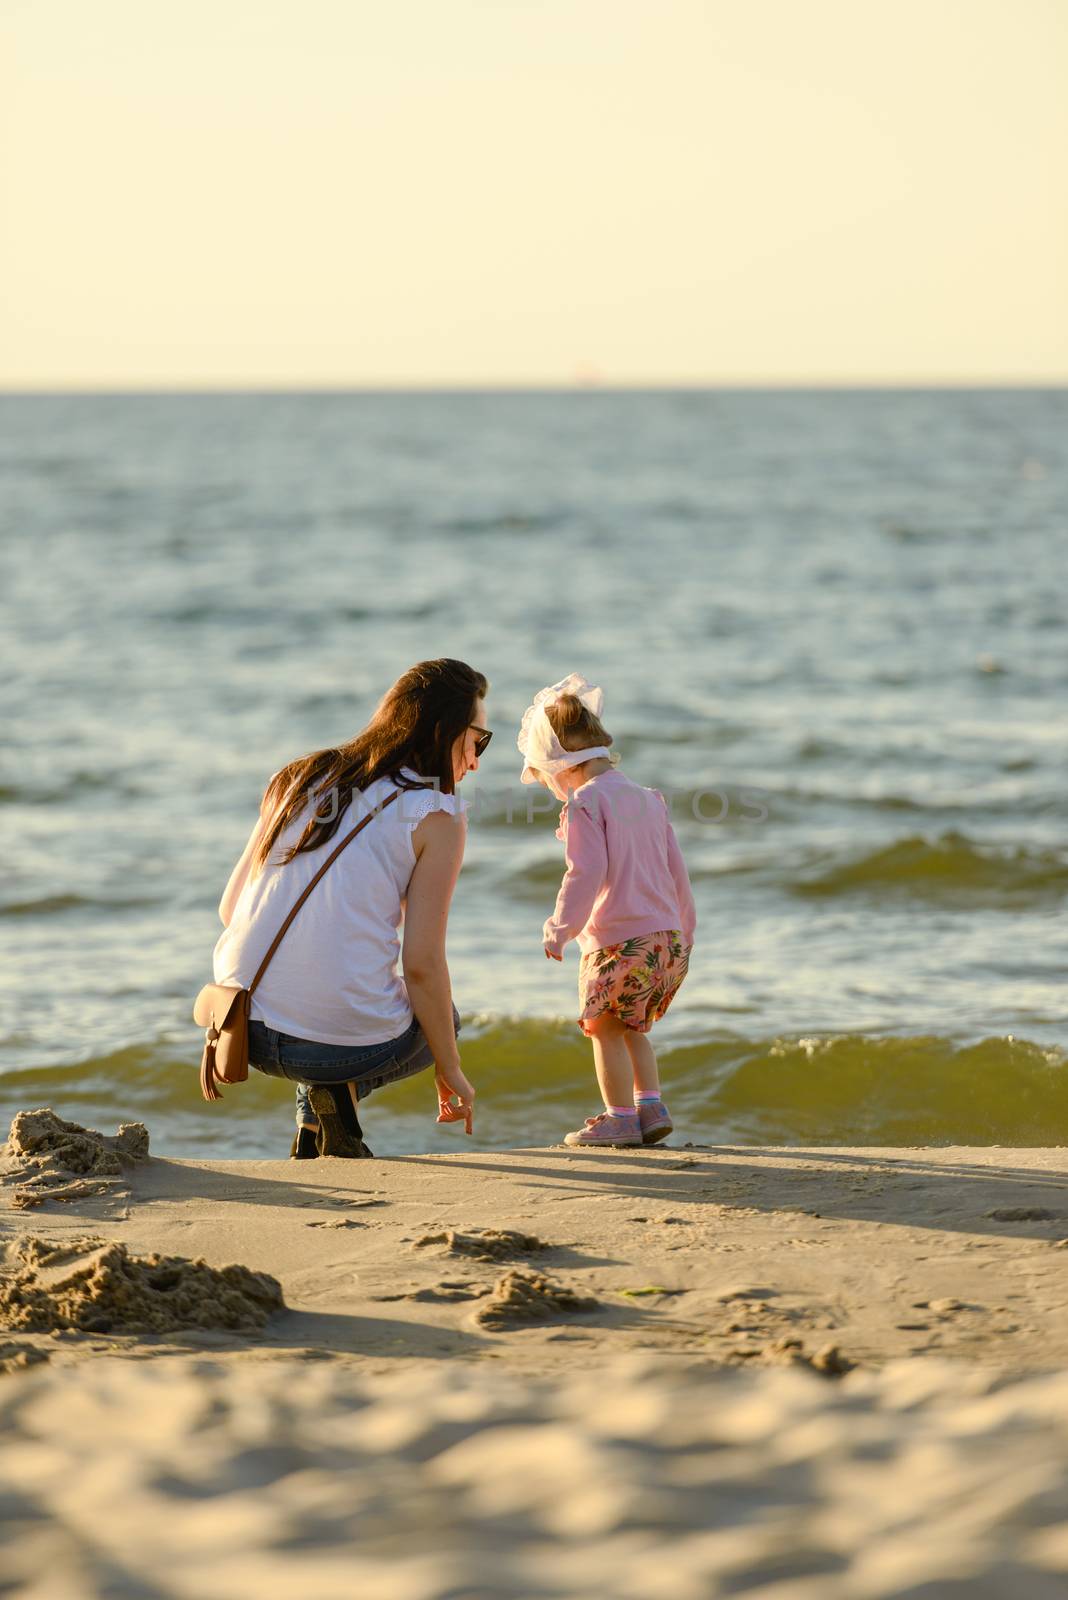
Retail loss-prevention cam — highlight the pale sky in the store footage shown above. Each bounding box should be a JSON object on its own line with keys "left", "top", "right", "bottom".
{"left": 2, "top": 0, "right": 1066, "bottom": 388}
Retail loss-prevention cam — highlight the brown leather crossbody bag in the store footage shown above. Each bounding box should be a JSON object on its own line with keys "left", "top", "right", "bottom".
{"left": 193, "top": 788, "right": 401, "bottom": 1103}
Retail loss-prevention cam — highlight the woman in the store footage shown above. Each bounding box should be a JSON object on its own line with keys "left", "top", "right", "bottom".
{"left": 212, "top": 658, "right": 488, "bottom": 1158}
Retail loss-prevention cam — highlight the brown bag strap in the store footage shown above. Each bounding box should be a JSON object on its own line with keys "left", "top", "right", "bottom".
{"left": 246, "top": 786, "right": 402, "bottom": 998}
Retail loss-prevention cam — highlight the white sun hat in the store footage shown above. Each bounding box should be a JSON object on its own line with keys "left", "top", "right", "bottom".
{"left": 517, "top": 673, "right": 615, "bottom": 796}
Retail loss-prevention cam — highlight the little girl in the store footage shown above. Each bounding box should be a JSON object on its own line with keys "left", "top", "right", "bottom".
{"left": 517, "top": 674, "right": 696, "bottom": 1147}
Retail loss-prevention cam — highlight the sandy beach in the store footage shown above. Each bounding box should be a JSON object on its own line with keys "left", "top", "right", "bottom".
{"left": 2, "top": 1116, "right": 1068, "bottom": 1596}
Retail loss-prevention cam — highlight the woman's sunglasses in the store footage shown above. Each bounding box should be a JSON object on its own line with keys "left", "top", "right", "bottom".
{"left": 469, "top": 724, "right": 493, "bottom": 758}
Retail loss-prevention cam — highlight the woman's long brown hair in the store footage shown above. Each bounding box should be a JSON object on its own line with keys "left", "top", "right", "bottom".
{"left": 252, "top": 658, "right": 488, "bottom": 871}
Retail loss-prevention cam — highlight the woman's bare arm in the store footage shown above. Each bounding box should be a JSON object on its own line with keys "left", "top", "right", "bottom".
{"left": 402, "top": 808, "right": 472, "bottom": 1103}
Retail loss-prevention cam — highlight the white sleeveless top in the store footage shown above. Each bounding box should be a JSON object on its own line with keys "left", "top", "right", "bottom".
{"left": 212, "top": 768, "right": 466, "bottom": 1045}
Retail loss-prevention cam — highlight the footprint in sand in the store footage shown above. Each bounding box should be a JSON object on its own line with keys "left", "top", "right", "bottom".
{"left": 618, "top": 1285, "right": 687, "bottom": 1299}
{"left": 370, "top": 1279, "right": 490, "bottom": 1304}
{"left": 716, "top": 1285, "right": 781, "bottom": 1303}
{"left": 412, "top": 1281, "right": 491, "bottom": 1304}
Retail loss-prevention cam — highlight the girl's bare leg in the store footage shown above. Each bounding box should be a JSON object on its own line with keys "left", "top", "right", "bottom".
{"left": 587, "top": 1013, "right": 634, "bottom": 1108}
{"left": 624, "top": 1028, "right": 661, "bottom": 1096}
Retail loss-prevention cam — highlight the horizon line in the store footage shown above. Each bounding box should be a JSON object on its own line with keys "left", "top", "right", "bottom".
{"left": 2, "top": 378, "right": 1067, "bottom": 397}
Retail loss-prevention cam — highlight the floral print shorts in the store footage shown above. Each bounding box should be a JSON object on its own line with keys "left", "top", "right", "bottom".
{"left": 577, "top": 930, "right": 691, "bottom": 1035}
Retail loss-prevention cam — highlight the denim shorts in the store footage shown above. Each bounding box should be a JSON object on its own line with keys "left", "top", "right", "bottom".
{"left": 247, "top": 1005, "right": 461, "bottom": 1104}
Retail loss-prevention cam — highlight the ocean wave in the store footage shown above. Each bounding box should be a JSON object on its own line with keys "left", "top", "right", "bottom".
{"left": 659, "top": 1031, "right": 1068, "bottom": 1145}
{"left": 0, "top": 892, "right": 162, "bottom": 917}
{"left": 450, "top": 1024, "right": 1068, "bottom": 1150}
{"left": 764, "top": 783, "right": 1064, "bottom": 818}
{"left": 792, "top": 832, "right": 1068, "bottom": 903}
{"left": 0, "top": 770, "right": 147, "bottom": 806}
{"left": 335, "top": 600, "right": 441, "bottom": 622}
{"left": 496, "top": 857, "right": 570, "bottom": 901}
{"left": 11, "top": 453, "right": 89, "bottom": 480}
{"left": 435, "top": 511, "right": 567, "bottom": 536}
{"left": 3, "top": 1024, "right": 1064, "bottom": 1151}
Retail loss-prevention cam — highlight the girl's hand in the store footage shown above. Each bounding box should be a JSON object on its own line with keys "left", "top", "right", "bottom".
{"left": 435, "top": 1067, "right": 475, "bottom": 1134}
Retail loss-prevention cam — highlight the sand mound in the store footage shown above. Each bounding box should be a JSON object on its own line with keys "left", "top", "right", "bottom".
{"left": 3, "top": 1108, "right": 149, "bottom": 1208}
{"left": 475, "top": 1270, "right": 597, "bottom": 1329}
{"left": 734, "top": 1334, "right": 854, "bottom": 1376}
{"left": 412, "top": 1228, "right": 548, "bottom": 1261}
{"left": 0, "top": 1341, "right": 48, "bottom": 1376}
{"left": 0, "top": 1235, "right": 284, "bottom": 1335}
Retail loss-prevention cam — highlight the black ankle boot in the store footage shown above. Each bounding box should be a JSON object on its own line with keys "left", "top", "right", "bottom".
{"left": 308, "top": 1085, "right": 373, "bottom": 1158}
{"left": 289, "top": 1125, "right": 320, "bottom": 1159}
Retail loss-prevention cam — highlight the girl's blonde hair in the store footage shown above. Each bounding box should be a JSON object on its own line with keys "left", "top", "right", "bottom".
{"left": 544, "top": 693, "right": 613, "bottom": 754}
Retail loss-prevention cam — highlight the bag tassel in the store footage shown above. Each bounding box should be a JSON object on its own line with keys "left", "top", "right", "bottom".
{"left": 200, "top": 1025, "right": 222, "bottom": 1103}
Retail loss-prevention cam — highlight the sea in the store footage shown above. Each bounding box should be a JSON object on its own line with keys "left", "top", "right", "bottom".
{"left": 1, "top": 388, "right": 1066, "bottom": 1157}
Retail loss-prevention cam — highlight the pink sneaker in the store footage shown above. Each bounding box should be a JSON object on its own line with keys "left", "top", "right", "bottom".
{"left": 563, "top": 1110, "right": 642, "bottom": 1148}
{"left": 637, "top": 1099, "right": 673, "bottom": 1145}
